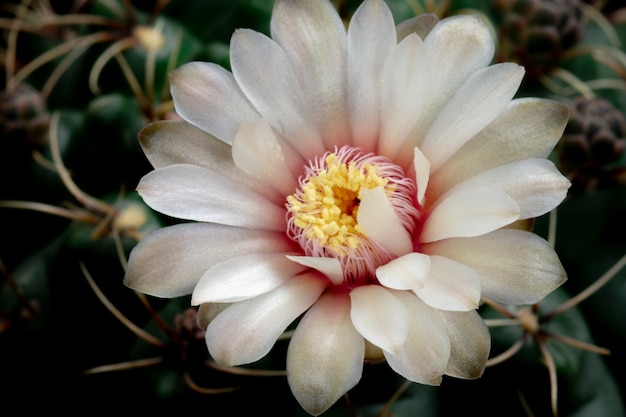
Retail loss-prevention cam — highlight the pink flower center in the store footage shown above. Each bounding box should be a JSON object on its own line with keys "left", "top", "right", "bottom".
{"left": 286, "top": 146, "right": 420, "bottom": 285}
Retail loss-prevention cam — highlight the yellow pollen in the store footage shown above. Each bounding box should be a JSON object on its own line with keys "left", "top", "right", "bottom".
{"left": 287, "top": 153, "right": 388, "bottom": 255}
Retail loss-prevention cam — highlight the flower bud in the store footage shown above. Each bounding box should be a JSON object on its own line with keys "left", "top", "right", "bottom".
{"left": 0, "top": 83, "right": 50, "bottom": 152}
{"left": 493, "top": 0, "right": 585, "bottom": 79}
{"left": 558, "top": 96, "right": 626, "bottom": 193}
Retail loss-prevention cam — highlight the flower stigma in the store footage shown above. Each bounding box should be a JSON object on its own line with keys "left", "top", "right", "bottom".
{"left": 286, "top": 145, "right": 419, "bottom": 285}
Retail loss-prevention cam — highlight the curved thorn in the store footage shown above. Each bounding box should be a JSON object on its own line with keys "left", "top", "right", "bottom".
{"left": 0, "top": 200, "right": 99, "bottom": 223}
{"left": 183, "top": 372, "right": 239, "bottom": 394}
{"left": 540, "top": 68, "right": 595, "bottom": 99}
{"left": 5, "top": 0, "right": 32, "bottom": 85}
{"left": 486, "top": 336, "right": 528, "bottom": 367}
{"left": 96, "top": 0, "right": 127, "bottom": 19}
{"left": 581, "top": 3, "right": 621, "bottom": 48}
{"left": 82, "top": 356, "right": 164, "bottom": 375}
{"left": 536, "top": 336, "right": 559, "bottom": 417}
{"left": 375, "top": 379, "right": 413, "bottom": 417}
{"left": 545, "top": 331, "right": 611, "bottom": 356}
{"left": 88, "top": 36, "right": 136, "bottom": 95}
{"left": 49, "top": 112, "right": 113, "bottom": 215}
{"left": 517, "top": 388, "right": 537, "bottom": 417}
{"left": 9, "top": 31, "right": 119, "bottom": 91}
{"left": 40, "top": 42, "right": 89, "bottom": 100}
{"left": 34, "top": 13, "right": 123, "bottom": 30}
{"left": 114, "top": 48, "right": 151, "bottom": 112}
{"left": 542, "top": 251, "right": 626, "bottom": 321}
{"left": 80, "top": 261, "right": 166, "bottom": 347}
{"left": 484, "top": 318, "right": 523, "bottom": 327}
{"left": 482, "top": 297, "right": 518, "bottom": 319}
{"left": 132, "top": 290, "right": 172, "bottom": 335}
{"left": 204, "top": 360, "right": 287, "bottom": 377}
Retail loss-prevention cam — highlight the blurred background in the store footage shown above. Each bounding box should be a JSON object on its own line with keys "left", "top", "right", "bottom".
{"left": 1, "top": 0, "right": 626, "bottom": 415}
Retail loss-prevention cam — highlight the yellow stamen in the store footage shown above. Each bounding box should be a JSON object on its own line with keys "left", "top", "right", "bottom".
{"left": 287, "top": 153, "right": 388, "bottom": 255}
{"left": 285, "top": 146, "right": 419, "bottom": 285}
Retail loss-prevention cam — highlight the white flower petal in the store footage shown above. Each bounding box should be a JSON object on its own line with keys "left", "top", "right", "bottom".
{"left": 422, "top": 229, "right": 567, "bottom": 304}
{"left": 206, "top": 272, "right": 328, "bottom": 366}
{"left": 170, "top": 62, "right": 258, "bottom": 143}
{"left": 395, "top": 13, "right": 438, "bottom": 42}
{"left": 286, "top": 255, "right": 343, "bottom": 285}
{"left": 419, "top": 63, "right": 525, "bottom": 172}
{"left": 426, "top": 14, "right": 495, "bottom": 68}
{"left": 348, "top": 0, "right": 397, "bottom": 151}
{"left": 414, "top": 146, "right": 430, "bottom": 206}
{"left": 357, "top": 187, "right": 413, "bottom": 256}
{"left": 137, "top": 164, "right": 285, "bottom": 231}
{"left": 392, "top": 14, "right": 495, "bottom": 168}
{"left": 124, "top": 223, "right": 293, "bottom": 298}
{"left": 191, "top": 253, "right": 307, "bottom": 304}
{"left": 422, "top": 14, "right": 495, "bottom": 106}
{"left": 197, "top": 302, "right": 231, "bottom": 330}
{"left": 421, "top": 184, "right": 520, "bottom": 243}
{"left": 287, "top": 290, "right": 364, "bottom": 416}
{"left": 128, "top": 2, "right": 572, "bottom": 409}
{"left": 350, "top": 285, "right": 410, "bottom": 354}
{"left": 379, "top": 33, "right": 427, "bottom": 160}
{"left": 138, "top": 120, "right": 282, "bottom": 202}
{"left": 452, "top": 158, "right": 570, "bottom": 219}
{"left": 271, "top": 0, "right": 349, "bottom": 148}
{"left": 230, "top": 28, "right": 325, "bottom": 159}
{"left": 414, "top": 255, "right": 481, "bottom": 311}
{"left": 436, "top": 310, "right": 490, "bottom": 379}
{"left": 430, "top": 98, "right": 569, "bottom": 197}
{"left": 376, "top": 252, "right": 431, "bottom": 292}
{"left": 384, "top": 291, "right": 450, "bottom": 385}
{"left": 138, "top": 120, "right": 227, "bottom": 170}
{"left": 231, "top": 118, "right": 301, "bottom": 196}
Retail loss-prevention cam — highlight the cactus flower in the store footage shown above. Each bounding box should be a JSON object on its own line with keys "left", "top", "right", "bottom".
{"left": 124, "top": 0, "right": 570, "bottom": 414}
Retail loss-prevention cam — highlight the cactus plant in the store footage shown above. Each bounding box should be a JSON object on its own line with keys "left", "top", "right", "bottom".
{"left": 1, "top": 1, "right": 626, "bottom": 416}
